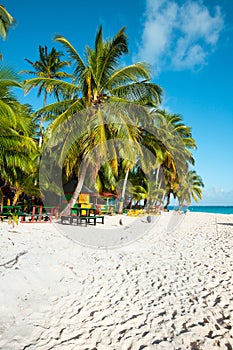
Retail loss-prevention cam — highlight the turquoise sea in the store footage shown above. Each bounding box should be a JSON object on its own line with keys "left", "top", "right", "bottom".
{"left": 169, "top": 206, "right": 233, "bottom": 215}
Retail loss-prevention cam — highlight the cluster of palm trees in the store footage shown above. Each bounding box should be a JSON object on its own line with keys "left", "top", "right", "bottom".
{"left": 0, "top": 5, "right": 204, "bottom": 214}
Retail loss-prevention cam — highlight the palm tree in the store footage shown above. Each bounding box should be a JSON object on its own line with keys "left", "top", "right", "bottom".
{"left": 132, "top": 180, "right": 165, "bottom": 210}
{"left": 28, "top": 26, "right": 163, "bottom": 214}
{"left": 0, "top": 66, "right": 38, "bottom": 199}
{"left": 11, "top": 161, "right": 40, "bottom": 205}
{"left": 177, "top": 170, "right": 204, "bottom": 206}
{"left": 117, "top": 158, "right": 137, "bottom": 214}
{"left": 0, "top": 5, "right": 15, "bottom": 59}
{"left": 152, "top": 110, "right": 197, "bottom": 209}
{"left": 21, "top": 46, "right": 71, "bottom": 147}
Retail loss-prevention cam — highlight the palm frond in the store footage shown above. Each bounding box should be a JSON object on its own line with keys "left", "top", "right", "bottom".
{"left": 54, "top": 35, "right": 86, "bottom": 79}
{"left": 110, "top": 81, "right": 163, "bottom": 106}
{"left": 102, "top": 62, "right": 151, "bottom": 90}
{"left": 95, "top": 26, "right": 128, "bottom": 86}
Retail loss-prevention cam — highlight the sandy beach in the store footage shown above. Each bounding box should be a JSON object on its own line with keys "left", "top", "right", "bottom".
{"left": 0, "top": 211, "right": 233, "bottom": 349}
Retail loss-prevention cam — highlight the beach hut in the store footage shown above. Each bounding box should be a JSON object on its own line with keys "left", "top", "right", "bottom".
{"left": 63, "top": 180, "right": 117, "bottom": 212}
{"left": 63, "top": 180, "right": 97, "bottom": 207}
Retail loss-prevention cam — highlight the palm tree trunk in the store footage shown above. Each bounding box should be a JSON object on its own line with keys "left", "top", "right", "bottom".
{"left": 60, "top": 161, "right": 89, "bottom": 216}
{"left": 0, "top": 188, "right": 3, "bottom": 212}
{"left": 164, "top": 191, "right": 171, "bottom": 210}
{"left": 144, "top": 198, "right": 147, "bottom": 208}
{"left": 118, "top": 168, "right": 129, "bottom": 214}
{"left": 12, "top": 188, "right": 22, "bottom": 206}
{"left": 128, "top": 198, "right": 133, "bottom": 209}
{"left": 156, "top": 165, "right": 160, "bottom": 183}
{"left": 38, "top": 93, "right": 47, "bottom": 148}
{"left": 38, "top": 114, "right": 44, "bottom": 148}
{"left": 145, "top": 197, "right": 151, "bottom": 212}
{"left": 35, "top": 94, "right": 47, "bottom": 187}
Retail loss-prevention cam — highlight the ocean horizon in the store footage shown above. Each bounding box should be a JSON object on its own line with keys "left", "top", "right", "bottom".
{"left": 169, "top": 205, "right": 233, "bottom": 215}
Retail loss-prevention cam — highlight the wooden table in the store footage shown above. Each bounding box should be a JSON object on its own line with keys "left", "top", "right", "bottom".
{"left": 67, "top": 207, "right": 104, "bottom": 226}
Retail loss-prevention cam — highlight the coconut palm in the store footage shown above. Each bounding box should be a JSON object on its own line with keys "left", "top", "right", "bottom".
{"left": 31, "top": 27, "right": 162, "bottom": 119}
{"left": 28, "top": 26, "right": 163, "bottom": 214}
{"left": 150, "top": 110, "right": 197, "bottom": 209}
{"left": 21, "top": 46, "right": 71, "bottom": 147}
{"left": 177, "top": 170, "right": 204, "bottom": 206}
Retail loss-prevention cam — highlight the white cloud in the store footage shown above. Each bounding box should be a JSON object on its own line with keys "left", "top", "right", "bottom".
{"left": 200, "top": 187, "right": 233, "bottom": 205}
{"left": 138, "top": 0, "right": 178, "bottom": 62}
{"left": 172, "top": 39, "right": 207, "bottom": 70}
{"left": 136, "top": 0, "right": 224, "bottom": 72}
{"left": 179, "top": 2, "right": 223, "bottom": 45}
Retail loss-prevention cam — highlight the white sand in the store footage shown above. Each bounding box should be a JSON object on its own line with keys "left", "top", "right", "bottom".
{"left": 0, "top": 211, "right": 233, "bottom": 349}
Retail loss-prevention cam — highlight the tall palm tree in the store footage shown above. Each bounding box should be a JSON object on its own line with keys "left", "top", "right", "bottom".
{"left": 28, "top": 26, "right": 163, "bottom": 214}
{"left": 152, "top": 110, "right": 197, "bottom": 209}
{"left": 21, "top": 46, "right": 71, "bottom": 147}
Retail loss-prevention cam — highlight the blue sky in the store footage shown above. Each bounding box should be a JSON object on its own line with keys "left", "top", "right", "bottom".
{"left": 1, "top": 0, "right": 233, "bottom": 205}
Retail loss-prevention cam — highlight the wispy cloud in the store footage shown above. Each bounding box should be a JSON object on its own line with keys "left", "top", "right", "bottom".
{"left": 135, "top": 0, "right": 224, "bottom": 73}
{"left": 200, "top": 187, "right": 233, "bottom": 205}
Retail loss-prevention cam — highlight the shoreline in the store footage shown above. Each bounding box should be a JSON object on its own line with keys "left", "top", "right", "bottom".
{"left": 169, "top": 205, "right": 233, "bottom": 215}
{"left": 0, "top": 211, "right": 233, "bottom": 349}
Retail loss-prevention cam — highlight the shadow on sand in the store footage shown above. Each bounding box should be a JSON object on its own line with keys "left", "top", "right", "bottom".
{"left": 217, "top": 222, "right": 233, "bottom": 226}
